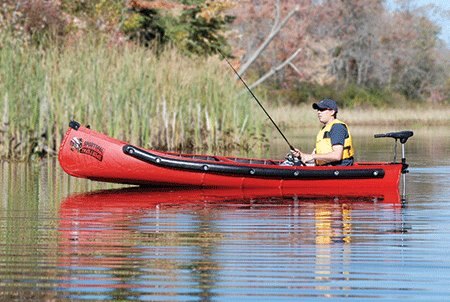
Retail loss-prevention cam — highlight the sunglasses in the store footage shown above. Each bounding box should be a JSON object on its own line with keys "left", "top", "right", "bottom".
{"left": 317, "top": 108, "right": 332, "bottom": 112}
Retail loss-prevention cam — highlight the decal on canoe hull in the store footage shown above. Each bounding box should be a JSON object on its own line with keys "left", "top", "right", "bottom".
{"left": 71, "top": 137, "right": 104, "bottom": 161}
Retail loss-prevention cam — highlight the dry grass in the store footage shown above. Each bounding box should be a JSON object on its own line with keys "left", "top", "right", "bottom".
{"left": 271, "top": 104, "right": 450, "bottom": 128}
{"left": 0, "top": 34, "right": 265, "bottom": 161}
{"left": 1, "top": 32, "right": 448, "bottom": 161}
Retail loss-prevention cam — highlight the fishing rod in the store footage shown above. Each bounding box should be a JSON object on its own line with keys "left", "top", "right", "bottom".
{"left": 219, "top": 51, "right": 296, "bottom": 152}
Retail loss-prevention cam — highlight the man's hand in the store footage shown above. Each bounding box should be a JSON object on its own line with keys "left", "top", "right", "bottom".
{"left": 291, "top": 148, "right": 301, "bottom": 159}
{"left": 291, "top": 148, "right": 315, "bottom": 163}
{"left": 301, "top": 153, "right": 315, "bottom": 163}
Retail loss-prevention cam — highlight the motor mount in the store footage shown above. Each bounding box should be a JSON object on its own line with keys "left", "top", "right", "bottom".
{"left": 374, "top": 130, "right": 414, "bottom": 174}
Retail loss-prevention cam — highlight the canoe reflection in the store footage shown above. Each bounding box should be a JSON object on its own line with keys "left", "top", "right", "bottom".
{"left": 60, "top": 185, "right": 401, "bottom": 209}
{"left": 58, "top": 187, "right": 404, "bottom": 299}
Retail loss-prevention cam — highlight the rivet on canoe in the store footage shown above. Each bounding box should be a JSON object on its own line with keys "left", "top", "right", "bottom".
{"left": 294, "top": 171, "right": 300, "bottom": 176}
{"left": 249, "top": 169, "right": 256, "bottom": 175}
{"left": 203, "top": 165, "right": 209, "bottom": 171}
{"left": 128, "top": 147, "right": 134, "bottom": 154}
{"left": 334, "top": 171, "right": 339, "bottom": 176}
{"left": 155, "top": 157, "right": 161, "bottom": 163}
{"left": 373, "top": 171, "right": 379, "bottom": 176}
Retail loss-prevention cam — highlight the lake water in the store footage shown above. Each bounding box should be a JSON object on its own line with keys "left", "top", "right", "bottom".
{"left": 1, "top": 126, "right": 449, "bottom": 301}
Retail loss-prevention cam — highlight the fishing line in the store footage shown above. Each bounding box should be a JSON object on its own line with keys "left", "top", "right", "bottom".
{"left": 218, "top": 51, "right": 296, "bottom": 151}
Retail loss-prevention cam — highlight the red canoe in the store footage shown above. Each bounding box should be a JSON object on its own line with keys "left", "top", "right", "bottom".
{"left": 58, "top": 121, "right": 413, "bottom": 191}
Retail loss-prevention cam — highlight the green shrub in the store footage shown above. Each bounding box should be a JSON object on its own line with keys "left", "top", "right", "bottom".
{"left": 338, "top": 84, "right": 390, "bottom": 107}
{"left": 278, "top": 82, "right": 396, "bottom": 109}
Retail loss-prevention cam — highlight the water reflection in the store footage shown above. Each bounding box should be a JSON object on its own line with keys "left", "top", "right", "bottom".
{"left": 57, "top": 187, "right": 404, "bottom": 300}
{"left": 2, "top": 125, "right": 449, "bottom": 300}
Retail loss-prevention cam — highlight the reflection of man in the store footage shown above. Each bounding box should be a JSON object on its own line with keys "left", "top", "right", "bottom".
{"left": 293, "top": 99, "right": 354, "bottom": 166}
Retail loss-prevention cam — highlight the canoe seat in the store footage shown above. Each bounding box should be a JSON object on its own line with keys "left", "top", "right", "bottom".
{"left": 185, "top": 155, "right": 218, "bottom": 161}
{"left": 230, "top": 158, "right": 277, "bottom": 165}
{"left": 172, "top": 153, "right": 219, "bottom": 161}
{"left": 374, "top": 131, "right": 414, "bottom": 143}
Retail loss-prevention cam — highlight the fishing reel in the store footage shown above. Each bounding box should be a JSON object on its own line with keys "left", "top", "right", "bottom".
{"left": 283, "top": 151, "right": 306, "bottom": 166}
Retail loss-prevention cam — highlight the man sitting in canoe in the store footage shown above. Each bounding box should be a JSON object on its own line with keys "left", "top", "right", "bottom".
{"left": 292, "top": 99, "right": 354, "bottom": 166}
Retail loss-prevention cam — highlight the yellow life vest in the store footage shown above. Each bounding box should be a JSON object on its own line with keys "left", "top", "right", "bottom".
{"left": 315, "top": 119, "right": 354, "bottom": 165}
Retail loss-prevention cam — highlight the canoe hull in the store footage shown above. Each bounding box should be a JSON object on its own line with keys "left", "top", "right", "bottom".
{"left": 58, "top": 122, "right": 402, "bottom": 191}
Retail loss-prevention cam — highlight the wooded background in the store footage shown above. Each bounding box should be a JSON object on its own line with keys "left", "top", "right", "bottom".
{"left": 1, "top": 0, "right": 449, "bottom": 105}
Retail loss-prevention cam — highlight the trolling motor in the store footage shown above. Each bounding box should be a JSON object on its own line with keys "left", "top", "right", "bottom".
{"left": 374, "top": 130, "right": 414, "bottom": 174}
{"left": 375, "top": 130, "right": 414, "bottom": 204}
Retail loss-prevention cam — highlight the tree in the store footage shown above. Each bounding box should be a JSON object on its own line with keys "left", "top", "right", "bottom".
{"left": 314, "top": 0, "right": 385, "bottom": 86}
{"left": 124, "top": 0, "right": 235, "bottom": 56}
{"left": 389, "top": 13, "right": 442, "bottom": 99}
{"left": 1, "top": 0, "right": 67, "bottom": 44}
{"left": 229, "top": 0, "right": 317, "bottom": 86}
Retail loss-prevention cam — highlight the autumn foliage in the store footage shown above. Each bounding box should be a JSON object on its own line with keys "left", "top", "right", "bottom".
{"left": 1, "top": 0, "right": 448, "bottom": 103}
{"left": 230, "top": 0, "right": 449, "bottom": 103}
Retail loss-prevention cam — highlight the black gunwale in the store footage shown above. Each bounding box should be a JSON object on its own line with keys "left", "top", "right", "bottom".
{"left": 123, "top": 145, "right": 386, "bottom": 180}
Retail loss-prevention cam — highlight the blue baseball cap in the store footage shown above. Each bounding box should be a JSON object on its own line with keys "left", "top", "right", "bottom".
{"left": 312, "top": 99, "right": 338, "bottom": 112}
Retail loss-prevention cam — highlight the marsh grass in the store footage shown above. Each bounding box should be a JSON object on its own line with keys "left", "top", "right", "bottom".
{"left": 0, "top": 34, "right": 266, "bottom": 160}
{"left": 1, "top": 33, "right": 448, "bottom": 161}
{"left": 271, "top": 104, "right": 450, "bottom": 128}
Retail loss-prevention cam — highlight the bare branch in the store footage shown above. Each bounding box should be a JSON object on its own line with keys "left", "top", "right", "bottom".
{"left": 237, "top": 5, "right": 300, "bottom": 76}
{"left": 288, "top": 62, "right": 302, "bottom": 77}
{"left": 246, "top": 48, "right": 302, "bottom": 91}
{"left": 271, "top": 0, "right": 281, "bottom": 35}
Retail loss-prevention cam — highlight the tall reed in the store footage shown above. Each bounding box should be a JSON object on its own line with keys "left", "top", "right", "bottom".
{"left": 0, "top": 34, "right": 266, "bottom": 161}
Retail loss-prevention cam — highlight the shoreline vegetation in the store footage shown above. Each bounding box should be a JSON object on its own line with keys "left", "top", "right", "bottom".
{"left": 0, "top": 35, "right": 264, "bottom": 161}
{"left": 271, "top": 105, "right": 450, "bottom": 128}
{"left": 1, "top": 1, "right": 449, "bottom": 161}
{"left": 0, "top": 35, "right": 449, "bottom": 161}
